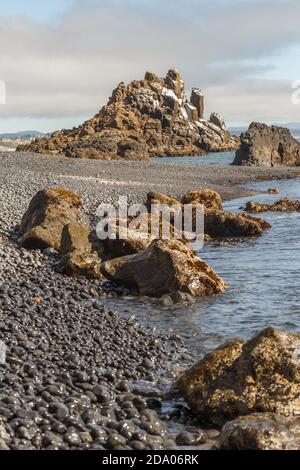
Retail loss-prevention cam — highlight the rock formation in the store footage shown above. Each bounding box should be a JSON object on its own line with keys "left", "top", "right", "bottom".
{"left": 181, "top": 189, "right": 223, "bottom": 210}
{"left": 20, "top": 189, "right": 86, "bottom": 251}
{"left": 233, "top": 122, "right": 300, "bottom": 167}
{"left": 175, "top": 327, "right": 300, "bottom": 426}
{"left": 20, "top": 189, "right": 101, "bottom": 278}
{"left": 203, "top": 209, "right": 270, "bottom": 238}
{"left": 243, "top": 198, "right": 300, "bottom": 213}
{"left": 18, "top": 69, "right": 239, "bottom": 160}
{"left": 101, "top": 239, "right": 227, "bottom": 298}
{"left": 220, "top": 413, "right": 300, "bottom": 450}
{"left": 144, "top": 189, "right": 270, "bottom": 239}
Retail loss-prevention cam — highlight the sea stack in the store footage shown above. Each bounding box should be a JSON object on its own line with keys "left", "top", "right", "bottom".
{"left": 18, "top": 69, "right": 239, "bottom": 160}
{"left": 233, "top": 122, "right": 300, "bottom": 167}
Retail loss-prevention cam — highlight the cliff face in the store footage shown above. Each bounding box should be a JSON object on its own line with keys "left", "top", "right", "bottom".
{"left": 233, "top": 122, "right": 300, "bottom": 167}
{"left": 18, "top": 69, "right": 239, "bottom": 160}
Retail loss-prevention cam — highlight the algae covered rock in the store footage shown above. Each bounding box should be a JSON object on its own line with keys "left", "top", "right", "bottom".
{"left": 20, "top": 188, "right": 85, "bottom": 250}
{"left": 220, "top": 413, "right": 300, "bottom": 450}
{"left": 101, "top": 239, "right": 227, "bottom": 298}
{"left": 175, "top": 327, "right": 300, "bottom": 426}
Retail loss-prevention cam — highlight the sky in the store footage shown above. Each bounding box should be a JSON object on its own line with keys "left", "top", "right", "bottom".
{"left": 0, "top": 0, "right": 299, "bottom": 132}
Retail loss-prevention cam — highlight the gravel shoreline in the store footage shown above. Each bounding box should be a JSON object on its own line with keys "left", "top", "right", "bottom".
{"left": 0, "top": 151, "right": 299, "bottom": 450}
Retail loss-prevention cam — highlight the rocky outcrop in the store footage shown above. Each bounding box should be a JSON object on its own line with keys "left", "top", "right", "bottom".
{"left": 146, "top": 190, "right": 270, "bottom": 239}
{"left": 101, "top": 239, "right": 227, "bottom": 298}
{"left": 175, "top": 327, "right": 300, "bottom": 426}
{"left": 181, "top": 189, "right": 223, "bottom": 211}
{"left": 20, "top": 189, "right": 85, "bottom": 250}
{"left": 220, "top": 413, "right": 300, "bottom": 450}
{"left": 233, "top": 122, "right": 300, "bottom": 167}
{"left": 203, "top": 209, "right": 270, "bottom": 238}
{"left": 18, "top": 69, "right": 239, "bottom": 160}
{"left": 239, "top": 213, "right": 272, "bottom": 231}
{"left": 243, "top": 198, "right": 300, "bottom": 213}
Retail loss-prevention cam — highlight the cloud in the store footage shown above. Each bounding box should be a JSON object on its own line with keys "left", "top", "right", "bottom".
{"left": 0, "top": 0, "right": 299, "bottom": 128}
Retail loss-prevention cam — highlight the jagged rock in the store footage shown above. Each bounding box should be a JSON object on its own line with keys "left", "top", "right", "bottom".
{"left": 20, "top": 189, "right": 85, "bottom": 250}
{"left": 175, "top": 327, "right": 300, "bottom": 426}
{"left": 182, "top": 189, "right": 223, "bottom": 211}
{"left": 190, "top": 88, "right": 204, "bottom": 120}
{"left": 242, "top": 201, "right": 270, "bottom": 213}
{"left": 59, "top": 251, "right": 100, "bottom": 279}
{"left": 239, "top": 213, "right": 272, "bottom": 231}
{"left": 203, "top": 209, "right": 269, "bottom": 238}
{"left": 193, "top": 113, "right": 240, "bottom": 153}
{"left": 243, "top": 198, "right": 300, "bottom": 213}
{"left": 220, "top": 413, "right": 300, "bottom": 450}
{"left": 209, "top": 113, "right": 226, "bottom": 130}
{"left": 101, "top": 239, "right": 227, "bottom": 298}
{"left": 233, "top": 122, "right": 300, "bottom": 167}
{"left": 18, "top": 69, "right": 239, "bottom": 159}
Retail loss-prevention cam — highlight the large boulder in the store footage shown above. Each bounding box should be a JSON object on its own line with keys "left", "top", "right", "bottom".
{"left": 20, "top": 189, "right": 85, "bottom": 250}
{"left": 243, "top": 198, "right": 300, "bottom": 214}
{"left": 181, "top": 189, "right": 223, "bottom": 211}
{"left": 101, "top": 211, "right": 188, "bottom": 259}
{"left": 101, "top": 239, "right": 227, "bottom": 298}
{"left": 104, "top": 217, "right": 153, "bottom": 258}
{"left": 18, "top": 69, "right": 239, "bottom": 159}
{"left": 220, "top": 413, "right": 300, "bottom": 450}
{"left": 175, "top": 327, "right": 300, "bottom": 426}
{"left": 204, "top": 209, "right": 268, "bottom": 238}
{"left": 233, "top": 122, "right": 300, "bottom": 167}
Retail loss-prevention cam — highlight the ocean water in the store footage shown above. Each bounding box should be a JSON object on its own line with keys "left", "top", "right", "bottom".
{"left": 153, "top": 131, "right": 300, "bottom": 166}
{"left": 104, "top": 177, "right": 300, "bottom": 358}
{"left": 153, "top": 151, "right": 235, "bottom": 165}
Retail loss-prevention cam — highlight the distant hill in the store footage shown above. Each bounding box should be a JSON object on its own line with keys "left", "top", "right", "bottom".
{"left": 0, "top": 130, "right": 46, "bottom": 140}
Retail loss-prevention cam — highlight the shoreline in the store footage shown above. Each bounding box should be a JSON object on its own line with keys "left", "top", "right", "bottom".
{"left": 0, "top": 150, "right": 299, "bottom": 450}
{"left": 4, "top": 151, "right": 300, "bottom": 203}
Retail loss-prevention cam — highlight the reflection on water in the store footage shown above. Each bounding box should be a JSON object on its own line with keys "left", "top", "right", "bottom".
{"left": 104, "top": 178, "right": 300, "bottom": 358}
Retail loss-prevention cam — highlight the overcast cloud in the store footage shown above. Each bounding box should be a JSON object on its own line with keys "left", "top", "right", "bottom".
{"left": 0, "top": 0, "right": 299, "bottom": 131}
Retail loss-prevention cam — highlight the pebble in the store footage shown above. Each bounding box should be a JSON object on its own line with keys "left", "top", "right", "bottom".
{"left": 0, "top": 151, "right": 224, "bottom": 451}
